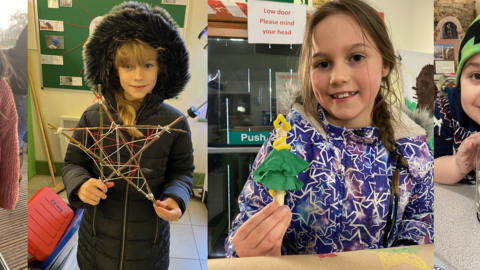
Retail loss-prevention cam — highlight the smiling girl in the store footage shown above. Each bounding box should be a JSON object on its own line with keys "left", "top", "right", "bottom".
{"left": 62, "top": 3, "right": 194, "bottom": 269}
{"left": 226, "top": 0, "right": 433, "bottom": 257}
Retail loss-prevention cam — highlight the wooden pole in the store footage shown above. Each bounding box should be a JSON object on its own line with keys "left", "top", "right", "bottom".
{"left": 28, "top": 57, "right": 65, "bottom": 193}
{"left": 98, "top": 85, "right": 104, "bottom": 182}
{"left": 52, "top": 125, "right": 187, "bottom": 133}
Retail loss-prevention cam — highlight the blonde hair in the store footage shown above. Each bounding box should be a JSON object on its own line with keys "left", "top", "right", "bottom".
{"left": 298, "top": 0, "right": 407, "bottom": 195}
{"left": 112, "top": 39, "right": 162, "bottom": 138}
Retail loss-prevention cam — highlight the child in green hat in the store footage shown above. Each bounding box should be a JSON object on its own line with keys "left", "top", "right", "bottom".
{"left": 435, "top": 16, "right": 480, "bottom": 184}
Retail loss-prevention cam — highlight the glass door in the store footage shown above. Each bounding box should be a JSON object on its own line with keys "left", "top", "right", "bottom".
{"left": 207, "top": 37, "right": 301, "bottom": 258}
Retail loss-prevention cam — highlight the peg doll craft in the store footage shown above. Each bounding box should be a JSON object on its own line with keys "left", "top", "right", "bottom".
{"left": 253, "top": 114, "right": 309, "bottom": 206}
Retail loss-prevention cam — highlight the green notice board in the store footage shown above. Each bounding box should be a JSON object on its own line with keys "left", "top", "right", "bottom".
{"left": 37, "top": 0, "right": 187, "bottom": 91}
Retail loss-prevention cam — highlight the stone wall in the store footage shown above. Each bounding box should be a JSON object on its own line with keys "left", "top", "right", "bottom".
{"left": 434, "top": 0, "right": 476, "bottom": 32}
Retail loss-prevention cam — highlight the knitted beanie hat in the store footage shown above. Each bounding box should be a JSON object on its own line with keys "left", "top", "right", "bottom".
{"left": 456, "top": 15, "right": 480, "bottom": 87}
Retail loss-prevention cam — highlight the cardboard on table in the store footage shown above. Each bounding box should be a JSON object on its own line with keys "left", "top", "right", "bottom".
{"left": 208, "top": 244, "right": 433, "bottom": 270}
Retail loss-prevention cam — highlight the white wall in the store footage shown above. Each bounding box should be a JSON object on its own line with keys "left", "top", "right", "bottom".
{"left": 28, "top": 0, "right": 208, "bottom": 174}
{"left": 165, "top": 0, "right": 208, "bottom": 176}
{"left": 367, "top": 0, "right": 433, "bottom": 99}
{"left": 369, "top": 0, "right": 433, "bottom": 54}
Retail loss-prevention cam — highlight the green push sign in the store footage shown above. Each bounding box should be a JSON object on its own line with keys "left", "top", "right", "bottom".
{"left": 229, "top": 131, "right": 271, "bottom": 145}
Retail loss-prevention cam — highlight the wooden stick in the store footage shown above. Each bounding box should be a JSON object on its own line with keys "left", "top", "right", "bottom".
{"left": 56, "top": 126, "right": 187, "bottom": 133}
{"left": 47, "top": 122, "right": 153, "bottom": 201}
{"left": 273, "top": 190, "right": 284, "bottom": 206}
{"left": 98, "top": 85, "right": 104, "bottom": 182}
{"left": 28, "top": 57, "right": 64, "bottom": 193}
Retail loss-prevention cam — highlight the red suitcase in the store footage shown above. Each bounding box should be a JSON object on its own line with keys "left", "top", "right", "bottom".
{"left": 28, "top": 187, "right": 74, "bottom": 261}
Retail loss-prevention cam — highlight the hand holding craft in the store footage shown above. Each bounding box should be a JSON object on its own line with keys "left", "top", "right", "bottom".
{"left": 232, "top": 202, "right": 292, "bottom": 257}
{"left": 77, "top": 178, "right": 114, "bottom": 206}
{"left": 153, "top": 198, "right": 182, "bottom": 222}
{"left": 455, "top": 132, "right": 480, "bottom": 175}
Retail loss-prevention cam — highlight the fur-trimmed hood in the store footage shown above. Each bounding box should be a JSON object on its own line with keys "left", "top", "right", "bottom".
{"left": 83, "top": 2, "right": 190, "bottom": 101}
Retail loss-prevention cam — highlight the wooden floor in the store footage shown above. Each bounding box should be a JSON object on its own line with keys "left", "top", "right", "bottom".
{"left": 0, "top": 153, "right": 28, "bottom": 270}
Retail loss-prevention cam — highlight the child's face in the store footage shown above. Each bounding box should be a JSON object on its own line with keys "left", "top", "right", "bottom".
{"left": 117, "top": 58, "right": 158, "bottom": 101}
{"left": 311, "top": 13, "right": 389, "bottom": 129}
{"left": 460, "top": 53, "right": 480, "bottom": 124}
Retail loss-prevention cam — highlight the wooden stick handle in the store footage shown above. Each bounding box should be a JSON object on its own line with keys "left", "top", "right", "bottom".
{"left": 28, "top": 57, "right": 57, "bottom": 186}
{"left": 273, "top": 190, "right": 285, "bottom": 206}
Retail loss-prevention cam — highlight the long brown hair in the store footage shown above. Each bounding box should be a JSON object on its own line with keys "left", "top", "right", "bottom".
{"left": 298, "top": 0, "right": 407, "bottom": 195}
{"left": 0, "top": 50, "right": 14, "bottom": 120}
{"left": 0, "top": 50, "right": 14, "bottom": 81}
{"left": 112, "top": 39, "right": 162, "bottom": 138}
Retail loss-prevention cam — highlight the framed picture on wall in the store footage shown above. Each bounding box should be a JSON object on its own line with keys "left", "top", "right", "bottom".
{"left": 434, "top": 45, "right": 443, "bottom": 60}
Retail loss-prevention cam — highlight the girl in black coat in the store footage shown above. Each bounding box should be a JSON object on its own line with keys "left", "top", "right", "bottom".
{"left": 62, "top": 3, "right": 194, "bottom": 269}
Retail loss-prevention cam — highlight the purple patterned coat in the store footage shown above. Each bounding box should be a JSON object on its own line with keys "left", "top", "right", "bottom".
{"left": 225, "top": 103, "right": 434, "bottom": 257}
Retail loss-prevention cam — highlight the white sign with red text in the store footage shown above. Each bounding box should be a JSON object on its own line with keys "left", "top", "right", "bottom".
{"left": 248, "top": 1, "right": 306, "bottom": 44}
{"left": 276, "top": 72, "right": 299, "bottom": 115}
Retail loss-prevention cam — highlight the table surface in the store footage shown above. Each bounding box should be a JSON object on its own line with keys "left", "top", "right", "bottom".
{"left": 435, "top": 183, "right": 480, "bottom": 270}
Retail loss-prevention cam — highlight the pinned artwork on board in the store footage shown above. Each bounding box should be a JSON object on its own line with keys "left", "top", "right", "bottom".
{"left": 46, "top": 35, "right": 64, "bottom": 50}
{"left": 41, "top": 55, "right": 63, "bottom": 65}
{"left": 442, "top": 44, "right": 455, "bottom": 60}
{"left": 434, "top": 45, "right": 443, "bottom": 60}
{"left": 60, "top": 0, "right": 72, "bottom": 7}
{"left": 398, "top": 50, "right": 434, "bottom": 149}
{"left": 434, "top": 44, "right": 455, "bottom": 61}
{"left": 435, "top": 61, "right": 455, "bottom": 74}
{"left": 48, "top": 0, "right": 59, "bottom": 9}
{"left": 39, "top": 20, "right": 64, "bottom": 32}
{"left": 60, "top": 76, "right": 82, "bottom": 86}
{"left": 398, "top": 50, "right": 435, "bottom": 115}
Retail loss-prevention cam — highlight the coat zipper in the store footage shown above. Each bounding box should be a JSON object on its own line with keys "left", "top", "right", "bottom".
{"left": 136, "top": 102, "right": 147, "bottom": 123}
{"left": 119, "top": 103, "right": 147, "bottom": 269}
{"left": 92, "top": 206, "right": 97, "bottom": 235}
{"left": 154, "top": 217, "right": 159, "bottom": 243}
{"left": 135, "top": 103, "right": 157, "bottom": 244}
{"left": 119, "top": 181, "right": 129, "bottom": 270}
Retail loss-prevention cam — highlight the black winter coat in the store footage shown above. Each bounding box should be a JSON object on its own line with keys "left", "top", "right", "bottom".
{"left": 65, "top": 3, "right": 193, "bottom": 268}
{"left": 63, "top": 91, "right": 194, "bottom": 270}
